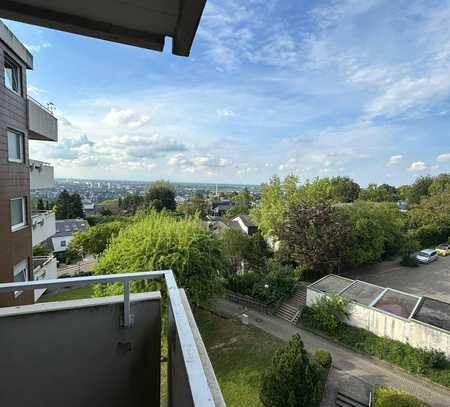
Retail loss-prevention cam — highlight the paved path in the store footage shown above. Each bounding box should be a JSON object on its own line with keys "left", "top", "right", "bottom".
{"left": 213, "top": 298, "right": 450, "bottom": 407}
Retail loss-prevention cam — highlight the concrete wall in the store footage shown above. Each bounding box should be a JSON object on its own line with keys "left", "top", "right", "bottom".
{"left": 31, "top": 210, "right": 56, "bottom": 246}
{"left": 29, "top": 159, "right": 55, "bottom": 189}
{"left": 0, "top": 293, "right": 161, "bottom": 407}
{"left": 33, "top": 255, "right": 57, "bottom": 301}
{"left": 27, "top": 97, "right": 58, "bottom": 142}
{"left": 307, "top": 288, "right": 450, "bottom": 357}
{"left": 52, "top": 235, "right": 74, "bottom": 252}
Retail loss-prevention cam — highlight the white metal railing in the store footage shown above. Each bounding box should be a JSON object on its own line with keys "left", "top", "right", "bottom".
{"left": 0, "top": 270, "right": 216, "bottom": 407}
{"left": 29, "top": 159, "right": 52, "bottom": 168}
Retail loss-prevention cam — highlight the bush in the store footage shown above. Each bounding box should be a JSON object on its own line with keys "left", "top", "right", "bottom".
{"left": 32, "top": 244, "right": 50, "bottom": 257}
{"left": 400, "top": 255, "right": 419, "bottom": 267}
{"left": 225, "top": 273, "right": 261, "bottom": 296}
{"left": 93, "top": 211, "right": 225, "bottom": 305}
{"left": 373, "top": 385, "right": 430, "bottom": 407}
{"left": 313, "top": 349, "right": 332, "bottom": 370}
{"left": 301, "top": 314, "right": 450, "bottom": 387}
{"left": 260, "top": 334, "right": 322, "bottom": 407}
{"left": 308, "top": 295, "right": 350, "bottom": 335}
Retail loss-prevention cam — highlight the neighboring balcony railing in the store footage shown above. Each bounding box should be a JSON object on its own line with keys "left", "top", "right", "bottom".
{"left": 27, "top": 96, "right": 58, "bottom": 142}
{"left": 29, "top": 159, "right": 55, "bottom": 189}
{"left": 32, "top": 255, "right": 58, "bottom": 301}
{"left": 0, "top": 270, "right": 225, "bottom": 407}
{"left": 32, "top": 210, "right": 56, "bottom": 245}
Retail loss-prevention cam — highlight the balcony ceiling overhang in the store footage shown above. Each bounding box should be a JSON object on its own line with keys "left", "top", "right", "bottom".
{"left": 0, "top": 0, "right": 207, "bottom": 56}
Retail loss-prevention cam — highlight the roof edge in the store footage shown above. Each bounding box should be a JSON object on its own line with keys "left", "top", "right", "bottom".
{"left": 0, "top": 20, "right": 33, "bottom": 68}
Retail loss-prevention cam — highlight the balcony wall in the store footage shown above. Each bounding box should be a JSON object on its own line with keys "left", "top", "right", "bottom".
{"left": 32, "top": 256, "right": 58, "bottom": 301}
{"left": 27, "top": 97, "right": 58, "bottom": 142}
{"left": 30, "top": 159, "right": 55, "bottom": 189}
{"left": 32, "top": 210, "right": 56, "bottom": 246}
{"left": 0, "top": 293, "right": 162, "bottom": 407}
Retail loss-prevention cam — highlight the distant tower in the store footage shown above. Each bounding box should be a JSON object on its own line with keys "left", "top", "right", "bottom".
{"left": 215, "top": 183, "right": 218, "bottom": 196}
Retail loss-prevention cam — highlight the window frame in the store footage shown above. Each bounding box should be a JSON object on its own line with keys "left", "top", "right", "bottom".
{"left": 7, "top": 128, "right": 25, "bottom": 163}
{"left": 10, "top": 197, "right": 28, "bottom": 232}
{"left": 4, "top": 53, "right": 22, "bottom": 95}
{"left": 60, "top": 240, "right": 67, "bottom": 247}
{"left": 13, "top": 258, "right": 29, "bottom": 298}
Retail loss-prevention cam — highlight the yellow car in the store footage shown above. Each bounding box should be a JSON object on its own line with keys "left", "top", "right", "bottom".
{"left": 435, "top": 243, "right": 450, "bottom": 256}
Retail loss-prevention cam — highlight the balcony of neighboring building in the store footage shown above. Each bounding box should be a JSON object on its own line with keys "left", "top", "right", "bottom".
{"left": 0, "top": 271, "right": 225, "bottom": 407}
{"left": 29, "top": 159, "right": 55, "bottom": 189}
{"left": 32, "top": 255, "right": 57, "bottom": 302}
{"left": 27, "top": 96, "right": 58, "bottom": 142}
{"left": 32, "top": 210, "right": 56, "bottom": 246}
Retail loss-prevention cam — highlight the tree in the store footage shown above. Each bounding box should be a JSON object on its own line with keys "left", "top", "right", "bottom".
{"left": 179, "top": 191, "right": 208, "bottom": 219}
{"left": 260, "top": 334, "right": 322, "bottom": 407}
{"left": 252, "top": 175, "right": 299, "bottom": 240}
{"left": 279, "top": 200, "right": 352, "bottom": 274}
{"left": 144, "top": 180, "right": 176, "bottom": 211}
{"left": 37, "top": 198, "right": 45, "bottom": 210}
{"left": 407, "top": 176, "right": 433, "bottom": 204}
{"left": 54, "top": 190, "right": 84, "bottom": 219}
{"left": 330, "top": 176, "right": 360, "bottom": 202}
{"left": 94, "top": 211, "right": 224, "bottom": 305}
{"left": 344, "top": 202, "right": 405, "bottom": 265}
{"left": 119, "top": 193, "right": 144, "bottom": 213}
{"left": 359, "top": 183, "right": 397, "bottom": 202}
{"left": 429, "top": 173, "right": 450, "bottom": 195}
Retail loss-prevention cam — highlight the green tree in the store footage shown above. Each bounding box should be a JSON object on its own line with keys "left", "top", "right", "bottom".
{"left": 359, "top": 183, "right": 397, "bottom": 202}
{"left": 260, "top": 334, "right": 322, "bottom": 407}
{"left": 179, "top": 191, "right": 208, "bottom": 219}
{"left": 144, "top": 180, "right": 176, "bottom": 211}
{"left": 429, "top": 173, "right": 450, "bottom": 195}
{"left": 330, "top": 176, "right": 360, "bottom": 202}
{"left": 344, "top": 202, "right": 404, "bottom": 266}
{"left": 66, "top": 220, "right": 128, "bottom": 258}
{"left": 94, "top": 211, "right": 224, "bottom": 305}
{"left": 279, "top": 200, "right": 352, "bottom": 274}
{"left": 252, "top": 175, "right": 299, "bottom": 240}
{"left": 54, "top": 190, "right": 72, "bottom": 219}
{"left": 309, "top": 294, "right": 350, "bottom": 335}
{"left": 407, "top": 176, "right": 433, "bottom": 204}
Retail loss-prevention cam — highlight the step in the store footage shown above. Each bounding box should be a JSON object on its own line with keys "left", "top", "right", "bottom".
{"left": 336, "top": 392, "right": 369, "bottom": 407}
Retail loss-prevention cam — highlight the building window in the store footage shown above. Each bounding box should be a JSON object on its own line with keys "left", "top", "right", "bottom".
{"left": 4, "top": 54, "right": 21, "bottom": 94}
{"left": 13, "top": 259, "right": 28, "bottom": 297}
{"left": 10, "top": 197, "right": 27, "bottom": 231}
{"left": 60, "top": 240, "right": 66, "bottom": 247}
{"left": 7, "top": 129, "right": 24, "bottom": 163}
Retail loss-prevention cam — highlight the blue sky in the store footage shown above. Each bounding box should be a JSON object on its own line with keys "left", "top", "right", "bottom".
{"left": 5, "top": 0, "right": 450, "bottom": 185}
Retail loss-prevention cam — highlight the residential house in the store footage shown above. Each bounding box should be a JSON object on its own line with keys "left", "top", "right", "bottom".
{"left": 52, "top": 219, "right": 89, "bottom": 255}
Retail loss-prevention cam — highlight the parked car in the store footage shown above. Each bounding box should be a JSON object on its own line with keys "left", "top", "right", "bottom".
{"left": 435, "top": 243, "right": 450, "bottom": 256}
{"left": 416, "top": 249, "right": 438, "bottom": 264}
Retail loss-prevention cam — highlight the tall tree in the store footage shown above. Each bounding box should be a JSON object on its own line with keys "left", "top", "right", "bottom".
{"left": 70, "top": 193, "right": 84, "bottom": 218}
{"left": 54, "top": 190, "right": 72, "bottom": 219}
{"left": 180, "top": 191, "right": 208, "bottom": 219}
{"left": 279, "top": 200, "right": 351, "bottom": 274}
{"left": 330, "top": 176, "right": 360, "bottom": 202}
{"left": 37, "top": 198, "right": 45, "bottom": 210}
{"left": 407, "top": 176, "right": 433, "bottom": 204}
{"left": 144, "top": 180, "right": 176, "bottom": 211}
{"left": 260, "top": 334, "right": 322, "bottom": 407}
{"left": 429, "top": 173, "right": 450, "bottom": 195}
{"left": 359, "top": 183, "right": 397, "bottom": 202}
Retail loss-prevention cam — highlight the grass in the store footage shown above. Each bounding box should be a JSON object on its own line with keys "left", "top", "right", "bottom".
{"left": 194, "top": 308, "right": 284, "bottom": 407}
{"left": 38, "top": 286, "right": 96, "bottom": 302}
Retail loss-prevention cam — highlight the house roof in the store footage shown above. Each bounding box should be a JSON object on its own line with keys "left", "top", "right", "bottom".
{"left": 54, "top": 219, "right": 89, "bottom": 238}
{"left": 0, "top": 20, "right": 33, "bottom": 68}
{"left": 0, "top": 0, "right": 206, "bottom": 57}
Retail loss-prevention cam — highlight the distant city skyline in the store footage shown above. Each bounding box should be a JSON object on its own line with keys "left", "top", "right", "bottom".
{"left": 4, "top": 0, "right": 450, "bottom": 186}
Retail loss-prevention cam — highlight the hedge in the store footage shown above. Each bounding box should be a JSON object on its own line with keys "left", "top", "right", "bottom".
{"left": 373, "top": 385, "right": 430, "bottom": 407}
{"left": 301, "top": 307, "right": 450, "bottom": 388}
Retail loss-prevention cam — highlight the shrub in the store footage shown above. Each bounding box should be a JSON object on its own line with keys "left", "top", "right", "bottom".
{"left": 32, "top": 244, "right": 50, "bottom": 257}
{"left": 260, "top": 334, "right": 322, "bottom": 407}
{"left": 373, "top": 385, "right": 430, "bottom": 407}
{"left": 308, "top": 295, "right": 350, "bottom": 335}
{"left": 422, "top": 349, "right": 449, "bottom": 370}
{"left": 225, "top": 273, "right": 261, "bottom": 296}
{"left": 400, "top": 255, "right": 419, "bottom": 267}
{"left": 94, "top": 211, "right": 225, "bottom": 305}
{"left": 313, "top": 349, "right": 332, "bottom": 370}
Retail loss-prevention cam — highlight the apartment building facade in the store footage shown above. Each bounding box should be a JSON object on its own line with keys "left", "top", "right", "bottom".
{"left": 0, "top": 22, "right": 57, "bottom": 306}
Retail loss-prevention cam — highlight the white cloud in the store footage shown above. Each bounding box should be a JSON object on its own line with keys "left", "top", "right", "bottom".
{"left": 408, "top": 161, "right": 428, "bottom": 172}
{"left": 388, "top": 155, "right": 403, "bottom": 165}
{"left": 27, "top": 85, "right": 48, "bottom": 97}
{"left": 24, "top": 41, "right": 51, "bottom": 53}
{"left": 437, "top": 153, "right": 450, "bottom": 162}
{"left": 216, "top": 108, "right": 236, "bottom": 118}
{"left": 168, "top": 153, "right": 230, "bottom": 175}
{"left": 103, "top": 108, "right": 149, "bottom": 129}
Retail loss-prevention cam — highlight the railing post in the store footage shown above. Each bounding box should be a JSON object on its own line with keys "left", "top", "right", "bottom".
{"left": 123, "top": 279, "right": 134, "bottom": 328}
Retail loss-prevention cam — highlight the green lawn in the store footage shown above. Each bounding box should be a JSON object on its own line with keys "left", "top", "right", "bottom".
{"left": 195, "top": 309, "right": 284, "bottom": 407}
{"left": 38, "top": 286, "right": 96, "bottom": 302}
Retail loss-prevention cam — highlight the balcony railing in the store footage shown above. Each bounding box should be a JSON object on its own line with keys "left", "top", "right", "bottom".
{"left": 32, "top": 210, "right": 56, "bottom": 245}
{"left": 29, "top": 159, "right": 55, "bottom": 189}
{"left": 0, "top": 270, "right": 225, "bottom": 407}
{"left": 27, "top": 96, "right": 58, "bottom": 142}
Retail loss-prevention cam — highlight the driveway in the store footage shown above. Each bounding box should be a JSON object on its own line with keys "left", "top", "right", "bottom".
{"left": 348, "top": 255, "right": 450, "bottom": 303}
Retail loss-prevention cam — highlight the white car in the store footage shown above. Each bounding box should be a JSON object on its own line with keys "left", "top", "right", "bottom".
{"left": 416, "top": 249, "right": 438, "bottom": 264}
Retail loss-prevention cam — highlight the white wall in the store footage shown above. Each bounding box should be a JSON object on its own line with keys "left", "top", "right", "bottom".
{"left": 33, "top": 256, "right": 58, "bottom": 301}
{"left": 306, "top": 288, "right": 450, "bottom": 357}
{"left": 30, "top": 160, "right": 55, "bottom": 189}
{"left": 32, "top": 211, "right": 56, "bottom": 246}
{"left": 52, "top": 235, "right": 74, "bottom": 252}
{"left": 28, "top": 98, "right": 58, "bottom": 142}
